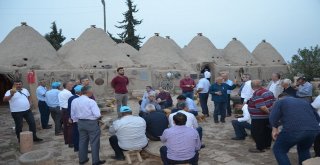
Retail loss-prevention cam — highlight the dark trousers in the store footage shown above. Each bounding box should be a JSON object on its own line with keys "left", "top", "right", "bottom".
{"left": 196, "top": 127, "right": 203, "bottom": 141}
{"left": 38, "top": 100, "right": 50, "bottom": 128}
{"left": 160, "top": 146, "right": 199, "bottom": 165}
{"left": 182, "top": 91, "right": 194, "bottom": 100}
{"left": 159, "top": 101, "right": 173, "bottom": 109}
{"left": 273, "top": 130, "right": 319, "bottom": 165}
{"left": 78, "top": 119, "right": 101, "bottom": 164}
{"left": 227, "top": 94, "right": 232, "bottom": 116}
{"left": 62, "top": 109, "right": 73, "bottom": 145}
{"left": 251, "top": 119, "right": 272, "bottom": 150}
{"left": 213, "top": 101, "right": 227, "bottom": 122}
{"left": 109, "top": 135, "right": 125, "bottom": 158}
{"left": 11, "top": 109, "right": 37, "bottom": 141}
{"left": 73, "top": 122, "right": 79, "bottom": 152}
{"left": 231, "top": 120, "right": 251, "bottom": 138}
{"left": 49, "top": 107, "right": 62, "bottom": 134}
{"left": 146, "top": 132, "right": 160, "bottom": 141}
{"left": 199, "top": 93, "right": 209, "bottom": 115}
{"left": 314, "top": 133, "right": 320, "bottom": 157}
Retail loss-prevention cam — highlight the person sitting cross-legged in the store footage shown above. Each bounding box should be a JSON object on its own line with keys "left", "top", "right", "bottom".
{"left": 143, "top": 104, "right": 168, "bottom": 141}
{"left": 160, "top": 112, "right": 201, "bottom": 165}
{"left": 231, "top": 102, "right": 251, "bottom": 140}
{"left": 140, "top": 92, "right": 161, "bottom": 117}
{"left": 109, "top": 106, "right": 148, "bottom": 160}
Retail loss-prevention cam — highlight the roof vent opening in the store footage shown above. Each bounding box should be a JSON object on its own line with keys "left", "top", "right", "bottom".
{"left": 165, "top": 36, "right": 170, "bottom": 39}
{"left": 93, "top": 65, "right": 97, "bottom": 68}
{"left": 262, "top": 39, "right": 266, "bottom": 43}
{"left": 197, "top": 33, "right": 203, "bottom": 36}
{"left": 91, "top": 25, "right": 96, "bottom": 28}
{"left": 232, "top": 37, "right": 237, "bottom": 41}
{"left": 154, "top": 33, "right": 159, "bottom": 36}
{"left": 23, "top": 58, "right": 28, "bottom": 61}
{"left": 127, "top": 54, "right": 130, "bottom": 57}
{"left": 71, "top": 38, "right": 76, "bottom": 41}
{"left": 99, "top": 61, "right": 103, "bottom": 63}
{"left": 278, "top": 60, "right": 280, "bottom": 62}
{"left": 21, "top": 22, "right": 27, "bottom": 26}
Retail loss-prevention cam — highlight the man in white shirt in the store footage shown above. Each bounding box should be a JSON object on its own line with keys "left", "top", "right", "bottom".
{"left": 58, "top": 81, "right": 74, "bottom": 146}
{"left": 196, "top": 74, "right": 211, "bottom": 117}
{"left": 231, "top": 103, "right": 251, "bottom": 140}
{"left": 240, "top": 74, "right": 254, "bottom": 103}
{"left": 109, "top": 106, "right": 148, "bottom": 161}
{"left": 3, "top": 80, "right": 42, "bottom": 142}
{"left": 71, "top": 86, "right": 105, "bottom": 165}
{"left": 267, "top": 73, "right": 283, "bottom": 99}
{"left": 204, "top": 69, "right": 211, "bottom": 82}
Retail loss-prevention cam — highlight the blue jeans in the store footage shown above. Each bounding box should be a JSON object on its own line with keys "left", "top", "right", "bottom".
{"left": 38, "top": 100, "right": 50, "bottom": 128}
{"left": 196, "top": 127, "right": 203, "bottom": 141}
{"left": 213, "top": 102, "right": 227, "bottom": 122}
{"left": 199, "top": 93, "right": 209, "bottom": 115}
{"left": 182, "top": 91, "right": 194, "bottom": 100}
{"left": 231, "top": 120, "right": 251, "bottom": 138}
{"left": 273, "top": 130, "right": 319, "bottom": 165}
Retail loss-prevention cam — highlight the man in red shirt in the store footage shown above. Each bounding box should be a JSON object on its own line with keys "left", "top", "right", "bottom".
{"left": 111, "top": 67, "right": 129, "bottom": 117}
{"left": 180, "top": 74, "right": 195, "bottom": 99}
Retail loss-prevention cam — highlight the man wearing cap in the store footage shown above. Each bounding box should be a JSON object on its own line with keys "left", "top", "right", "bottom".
{"left": 71, "top": 86, "right": 105, "bottom": 165}
{"left": 140, "top": 91, "right": 161, "bottom": 117}
{"left": 109, "top": 106, "right": 148, "bottom": 160}
{"left": 36, "top": 79, "right": 51, "bottom": 129}
{"left": 295, "top": 77, "right": 313, "bottom": 102}
{"left": 68, "top": 85, "right": 82, "bottom": 152}
{"left": 111, "top": 67, "right": 129, "bottom": 117}
{"left": 59, "top": 81, "right": 74, "bottom": 147}
{"left": 45, "top": 82, "right": 62, "bottom": 135}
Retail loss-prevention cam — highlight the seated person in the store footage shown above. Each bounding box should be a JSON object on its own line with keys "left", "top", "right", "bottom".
{"left": 139, "top": 86, "right": 155, "bottom": 105}
{"left": 143, "top": 104, "right": 168, "bottom": 141}
{"left": 140, "top": 92, "right": 161, "bottom": 117}
{"left": 177, "top": 95, "right": 198, "bottom": 116}
{"left": 160, "top": 112, "right": 201, "bottom": 165}
{"left": 231, "top": 102, "right": 251, "bottom": 140}
{"left": 169, "top": 102, "right": 204, "bottom": 145}
{"left": 156, "top": 87, "right": 173, "bottom": 109}
{"left": 109, "top": 106, "right": 148, "bottom": 160}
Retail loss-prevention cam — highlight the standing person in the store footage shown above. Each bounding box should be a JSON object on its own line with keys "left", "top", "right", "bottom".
{"left": 59, "top": 81, "right": 74, "bottom": 147}
{"left": 109, "top": 106, "right": 148, "bottom": 161}
{"left": 270, "top": 94, "right": 320, "bottom": 164}
{"left": 231, "top": 103, "right": 251, "bottom": 140}
{"left": 247, "top": 80, "right": 275, "bottom": 153}
{"left": 311, "top": 95, "right": 320, "bottom": 157}
{"left": 209, "top": 77, "right": 236, "bottom": 123}
{"left": 143, "top": 104, "right": 168, "bottom": 141}
{"left": 111, "top": 67, "right": 129, "bottom": 117}
{"left": 196, "top": 74, "right": 211, "bottom": 117}
{"left": 36, "top": 79, "right": 51, "bottom": 129}
{"left": 221, "top": 72, "right": 234, "bottom": 117}
{"left": 3, "top": 80, "right": 43, "bottom": 142}
{"left": 204, "top": 69, "right": 211, "bottom": 82}
{"left": 71, "top": 86, "right": 105, "bottom": 165}
{"left": 160, "top": 112, "right": 201, "bottom": 165}
{"left": 45, "top": 82, "right": 62, "bottom": 136}
{"left": 68, "top": 85, "right": 82, "bottom": 152}
{"left": 240, "top": 74, "right": 254, "bottom": 103}
{"left": 295, "top": 77, "right": 313, "bottom": 102}
{"left": 81, "top": 77, "right": 95, "bottom": 100}
{"left": 180, "top": 74, "right": 195, "bottom": 100}
{"left": 267, "top": 73, "right": 283, "bottom": 99}
{"left": 281, "top": 79, "right": 297, "bottom": 97}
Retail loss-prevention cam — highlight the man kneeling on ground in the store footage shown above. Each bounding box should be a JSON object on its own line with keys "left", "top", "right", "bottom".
{"left": 160, "top": 112, "right": 201, "bottom": 165}
{"left": 109, "top": 106, "right": 148, "bottom": 160}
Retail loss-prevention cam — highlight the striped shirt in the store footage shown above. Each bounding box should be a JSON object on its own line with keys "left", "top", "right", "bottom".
{"left": 248, "top": 87, "right": 275, "bottom": 119}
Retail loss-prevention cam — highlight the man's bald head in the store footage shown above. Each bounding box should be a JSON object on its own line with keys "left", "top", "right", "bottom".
{"left": 251, "top": 80, "right": 262, "bottom": 90}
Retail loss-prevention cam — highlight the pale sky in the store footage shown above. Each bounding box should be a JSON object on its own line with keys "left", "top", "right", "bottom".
{"left": 0, "top": 0, "right": 319, "bottom": 61}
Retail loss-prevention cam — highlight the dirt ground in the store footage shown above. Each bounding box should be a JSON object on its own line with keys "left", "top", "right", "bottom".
{"left": 0, "top": 97, "right": 305, "bottom": 165}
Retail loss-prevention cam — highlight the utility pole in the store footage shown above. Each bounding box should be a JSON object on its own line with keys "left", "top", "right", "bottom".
{"left": 101, "top": 0, "right": 106, "bottom": 32}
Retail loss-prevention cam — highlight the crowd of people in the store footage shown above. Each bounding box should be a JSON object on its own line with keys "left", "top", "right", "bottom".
{"left": 2, "top": 67, "right": 320, "bottom": 165}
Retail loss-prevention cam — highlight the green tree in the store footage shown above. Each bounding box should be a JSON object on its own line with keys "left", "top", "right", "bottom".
{"left": 289, "top": 45, "right": 320, "bottom": 81}
{"left": 45, "top": 22, "right": 66, "bottom": 50}
{"left": 112, "top": 0, "right": 144, "bottom": 50}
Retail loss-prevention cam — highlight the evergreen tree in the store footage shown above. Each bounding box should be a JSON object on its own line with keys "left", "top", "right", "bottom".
{"left": 113, "top": 0, "right": 144, "bottom": 50}
{"left": 45, "top": 22, "right": 66, "bottom": 50}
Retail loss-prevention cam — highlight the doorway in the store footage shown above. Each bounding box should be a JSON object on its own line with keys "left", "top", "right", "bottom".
{"left": 0, "top": 74, "right": 13, "bottom": 105}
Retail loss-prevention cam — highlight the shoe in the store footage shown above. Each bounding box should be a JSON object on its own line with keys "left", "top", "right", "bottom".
{"left": 79, "top": 158, "right": 89, "bottom": 164}
{"left": 68, "top": 144, "right": 74, "bottom": 148}
{"left": 231, "top": 137, "right": 245, "bottom": 140}
{"left": 220, "top": 120, "right": 226, "bottom": 123}
{"left": 214, "top": 121, "right": 219, "bottom": 124}
{"left": 33, "top": 138, "right": 43, "bottom": 142}
{"left": 93, "top": 160, "right": 106, "bottom": 165}
{"left": 111, "top": 156, "right": 125, "bottom": 160}
{"left": 88, "top": 150, "right": 92, "bottom": 153}
{"left": 43, "top": 125, "right": 52, "bottom": 129}
{"left": 248, "top": 148, "right": 265, "bottom": 153}
{"left": 201, "top": 144, "right": 206, "bottom": 149}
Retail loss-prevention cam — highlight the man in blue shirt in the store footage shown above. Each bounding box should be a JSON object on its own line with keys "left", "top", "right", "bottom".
{"left": 45, "top": 82, "right": 62, "bottom": 135}
{"left": 36, "top": 79, "right": 51, "bottom": 129}
{"left": 270, "top": 93, "right": 320, "bottom": 165}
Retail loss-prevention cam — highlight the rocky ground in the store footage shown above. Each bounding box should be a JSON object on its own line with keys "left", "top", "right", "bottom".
{"left": 0, "top": 97, "right": 305, "bottom": 165}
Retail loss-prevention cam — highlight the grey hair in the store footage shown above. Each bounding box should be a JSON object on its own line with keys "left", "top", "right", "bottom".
{"left": 146, "top": 104, "right": 156, "bottom": 112}
{"left": 281, "top": 79, "right": 292, "bottom": 86}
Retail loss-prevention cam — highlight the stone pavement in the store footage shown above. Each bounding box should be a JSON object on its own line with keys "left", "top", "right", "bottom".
{"left": 0, "top": 99, "right": 303, "bottom": 165}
